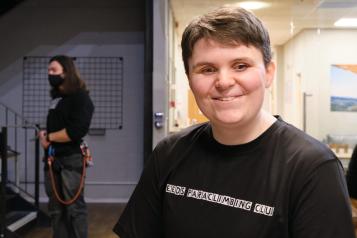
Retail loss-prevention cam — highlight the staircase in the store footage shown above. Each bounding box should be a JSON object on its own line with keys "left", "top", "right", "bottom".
{"left": 4, "top": 187, "right": 37, "bottom": 234}
{"left": 0, "top": 3, "right": 47, "bottom": 236}
{"left": 1, "top": 149, "right": 37, "bottom": 237}
{"left": 0, "top": 102, "right": 50, "bottom": 237}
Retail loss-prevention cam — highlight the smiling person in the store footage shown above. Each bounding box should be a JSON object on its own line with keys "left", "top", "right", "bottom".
{"left": 113, "top": 7, "right": 355, "bottom": 238}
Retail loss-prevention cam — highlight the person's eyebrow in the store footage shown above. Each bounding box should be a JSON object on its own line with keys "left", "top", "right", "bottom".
{"left": 231, "top": 57, "right": 254, "bottom": 64}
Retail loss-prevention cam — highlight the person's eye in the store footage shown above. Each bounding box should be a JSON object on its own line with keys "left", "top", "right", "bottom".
{"left": 233, "top": 63, "right": 248, "bottom": 72}
{"left": 199, "top": 66, "right": 216, "bottom": 74}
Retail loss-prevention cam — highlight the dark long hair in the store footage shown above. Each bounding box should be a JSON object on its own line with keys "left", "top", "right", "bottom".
{"left": 49, "top": 55, "right": 87, "bottom": 98}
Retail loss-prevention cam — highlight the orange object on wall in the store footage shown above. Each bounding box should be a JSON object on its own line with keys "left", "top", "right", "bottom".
{"left": 188, "top": 89, "right": 208, "bottom": 124}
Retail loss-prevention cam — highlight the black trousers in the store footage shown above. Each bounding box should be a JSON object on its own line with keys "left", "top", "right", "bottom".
{"left": 44, "top": 153, "right": 88, "bottom": 238}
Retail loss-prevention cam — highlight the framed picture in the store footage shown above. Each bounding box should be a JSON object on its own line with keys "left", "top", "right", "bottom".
{"left": 330, "top": 64, "right": 357, "bottom": 112}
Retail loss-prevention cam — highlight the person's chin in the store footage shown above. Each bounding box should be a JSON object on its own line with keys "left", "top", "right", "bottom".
{"left": 212, "top": 113, "right": 245, "bottom": 126}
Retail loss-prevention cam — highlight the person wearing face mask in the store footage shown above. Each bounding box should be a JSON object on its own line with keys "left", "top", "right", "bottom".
{"left": 38, "top": 55, "right": 94, "bottom": 238}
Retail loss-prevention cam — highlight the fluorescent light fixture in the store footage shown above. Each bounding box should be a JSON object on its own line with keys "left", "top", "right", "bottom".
{"left": 236, "top": 1, "right": 270, "bottom": 10}
{"left": 334, "top": 18, "right": 357, "bottom": 27}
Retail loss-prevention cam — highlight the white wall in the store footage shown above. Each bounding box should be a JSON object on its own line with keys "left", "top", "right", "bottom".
{"left": 282, "top": 29, "right": 357, "bottom": 140}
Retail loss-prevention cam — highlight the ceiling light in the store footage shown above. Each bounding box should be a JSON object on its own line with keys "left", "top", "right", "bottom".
{"left": 334, "top": 18, "right": 357, "bottom": 27}
{"left": 235, "top": 1, "right": 270, "bottom": 10}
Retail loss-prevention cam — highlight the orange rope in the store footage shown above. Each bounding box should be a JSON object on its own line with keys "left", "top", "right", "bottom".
{"left": 47, "top": 156, "right": 87, "bottom": 205}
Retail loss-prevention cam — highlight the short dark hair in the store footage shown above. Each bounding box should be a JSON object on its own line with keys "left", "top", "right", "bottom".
{"left": 181, "top": 7, "right": 272, "bottom": 74}
{"left": 49, "top": 55, "right": 87, "bottom": 97}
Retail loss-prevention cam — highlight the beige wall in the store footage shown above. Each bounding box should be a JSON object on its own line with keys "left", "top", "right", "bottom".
{"left": 282, "top": 29, "right": 357, "bottom": 140}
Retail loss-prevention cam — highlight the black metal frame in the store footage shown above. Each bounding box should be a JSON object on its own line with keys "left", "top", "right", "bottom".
{"left": 144, "top": 0, "right": 153, "bottom": 164}
{"left": 0, "top": 127, "right": 21, "bottom": 238}
{"left": 0, "top": 127, "right": 8, "bottom": 237}
{"left": 0, "top": 103, "right": 47, "bottom": 237}
{"left": 22, "top": 56, "right": 124, "bottom": 130}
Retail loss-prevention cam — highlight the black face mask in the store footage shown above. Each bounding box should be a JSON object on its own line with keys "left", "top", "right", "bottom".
{"left": 48, "top": 74, "right": 64, "bottom": 88}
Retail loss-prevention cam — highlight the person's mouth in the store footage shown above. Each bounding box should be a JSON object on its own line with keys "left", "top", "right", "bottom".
{"left": 213, "top": 95, "right": 242, "bottom": 101}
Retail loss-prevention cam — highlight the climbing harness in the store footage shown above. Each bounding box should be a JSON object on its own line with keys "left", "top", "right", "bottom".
{"left": 47, "top": 142, "right": 92, "bottom": 205}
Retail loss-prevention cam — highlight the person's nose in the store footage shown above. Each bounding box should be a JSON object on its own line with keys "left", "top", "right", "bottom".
{"left": 215, "top": 69, "right": 235, "bottom": 90}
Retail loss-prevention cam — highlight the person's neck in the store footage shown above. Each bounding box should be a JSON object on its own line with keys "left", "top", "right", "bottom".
{"left": 211, "top": 111, "right": 276, "bottom": 145}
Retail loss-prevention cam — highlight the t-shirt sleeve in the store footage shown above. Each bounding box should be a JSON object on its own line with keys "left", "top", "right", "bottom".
{"left": 346, "top": 145, "right": 357, "bottom": 198}
{"left": 290, "top": 159, "right": 355, "bottom": 238}
{"left": 113, "top": 149, "right": 164, "bottom": 238}
{"left": 65, "top": 92, "right": 94, "bottom": 141}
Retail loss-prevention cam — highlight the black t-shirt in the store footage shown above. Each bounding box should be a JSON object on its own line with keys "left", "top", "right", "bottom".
{"left": 114, "top": 117, "right": 355, "bottom": 238}
{"left": 46, "top": 89, "right": 94, "bottom": 156}
{"left": 346, "top": 145, "right": 357, "bottom": 198}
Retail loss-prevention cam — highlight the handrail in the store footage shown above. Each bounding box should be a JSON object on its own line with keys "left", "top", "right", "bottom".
{"left": 0, "top": 101, "right": 26, "bottom": 121}
{"left": 0, "top": 102, "right": 40, "bottom": 232}
{"left": 0, "top": 127, "right": 8, "bottom": 237}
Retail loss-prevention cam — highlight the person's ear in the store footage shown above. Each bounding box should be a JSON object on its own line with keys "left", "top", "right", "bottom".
{"left": 264, "top": 61, "right": 275, "bottom": 88}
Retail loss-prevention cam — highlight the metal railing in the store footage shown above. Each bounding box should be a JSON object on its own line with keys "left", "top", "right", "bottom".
{"left": 0, "top": 101, "right": 42, "bottom": 237}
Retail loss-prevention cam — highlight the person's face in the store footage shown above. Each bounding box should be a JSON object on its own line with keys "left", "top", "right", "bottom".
{"left": 187, "top": 38, "right": 275, "bottom": 128}
{"left": 48, "top": 60, "right": 64, "bottom": 76}
{"left": 48, "top": 60, "right": 65, "bottom": 90}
